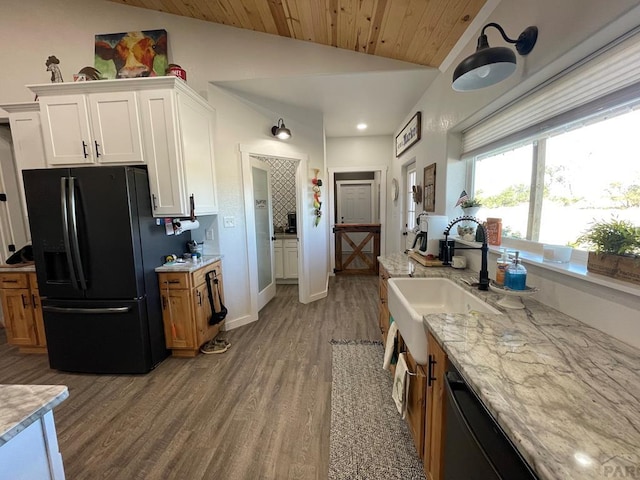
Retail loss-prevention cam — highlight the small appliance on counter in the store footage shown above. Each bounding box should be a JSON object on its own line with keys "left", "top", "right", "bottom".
{"left": 411, "top": 213, "right": 448, "bottom": 257}
{"left": 286, "top": 212, "right": 297, "bottom": 234}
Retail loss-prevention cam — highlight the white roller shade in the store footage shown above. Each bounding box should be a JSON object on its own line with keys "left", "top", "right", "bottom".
{"left": 462, "top": 28, "right": 640, "bottom": 156}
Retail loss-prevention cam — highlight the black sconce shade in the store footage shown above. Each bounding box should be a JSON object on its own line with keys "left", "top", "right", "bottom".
{"left": 271, "top": 118, "right": 291, "bottom": 139}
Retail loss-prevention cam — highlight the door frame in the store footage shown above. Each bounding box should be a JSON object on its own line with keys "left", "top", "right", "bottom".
{"left": 328, "top": 166, "right": 387, "bottom": 275}
{"left": 241, "top": 144, "right": 308, "bottom": 318}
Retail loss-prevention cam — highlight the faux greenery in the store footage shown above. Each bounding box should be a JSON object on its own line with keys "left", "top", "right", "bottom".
{"left": 461, "top": 198, "right": 482, "bottom": 208}
{"left": 576, "top": 218, "right": 640, "bottom": 256}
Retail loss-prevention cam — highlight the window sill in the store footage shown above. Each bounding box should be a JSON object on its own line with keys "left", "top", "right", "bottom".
{"left": 454, "top": 237, "right": 640, "bottom": 298}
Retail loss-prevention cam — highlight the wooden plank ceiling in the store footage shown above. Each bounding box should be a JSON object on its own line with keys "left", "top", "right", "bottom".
{"left": 106, "top": 0, "right": 487, "bottom": 68}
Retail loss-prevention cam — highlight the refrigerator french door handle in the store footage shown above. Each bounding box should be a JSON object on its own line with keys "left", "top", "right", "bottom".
{"left": 68, "top": 176, "right": 88, "bottom": 291}
{"left": 61, "top": 177, "right": 79, "bottom": 290}
{"left": 43, "top": 305, "right": 131, "bottom": 314}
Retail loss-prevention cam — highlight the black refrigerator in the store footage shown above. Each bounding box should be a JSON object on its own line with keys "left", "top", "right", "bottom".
{"left": 23, "top": 166, "right": 186, "bottom": 374}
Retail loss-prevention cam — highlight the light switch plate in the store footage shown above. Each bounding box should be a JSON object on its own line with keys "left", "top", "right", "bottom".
{"left": 223, "top": 216, "right": 235, "bottom": 228}
{"left": 205, "top": 228, "right": 214, "bottom": 240}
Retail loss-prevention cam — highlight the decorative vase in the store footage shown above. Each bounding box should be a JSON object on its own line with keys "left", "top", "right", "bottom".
{"left": 462, "top": 206, "right": 481, "bottom": 218}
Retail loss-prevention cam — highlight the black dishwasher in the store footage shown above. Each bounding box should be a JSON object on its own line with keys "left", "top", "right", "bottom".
{"left": 443, "top": 366, "right": 538, "bottom": 480}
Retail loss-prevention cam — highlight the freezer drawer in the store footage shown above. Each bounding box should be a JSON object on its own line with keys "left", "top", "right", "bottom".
{"left": 42, "top": 298, "right": 163, "bottom": 374}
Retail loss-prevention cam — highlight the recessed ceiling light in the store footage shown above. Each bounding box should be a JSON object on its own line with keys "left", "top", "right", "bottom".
{"left": 357, "top": 123, "right": 367, "bottom": 130}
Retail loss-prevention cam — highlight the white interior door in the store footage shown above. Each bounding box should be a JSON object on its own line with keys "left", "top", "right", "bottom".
{"left": 251, "top": 158, "right": 276, "bottom": 310}
{"left": 336, "top": 181, "right": 374, "bottom": 253}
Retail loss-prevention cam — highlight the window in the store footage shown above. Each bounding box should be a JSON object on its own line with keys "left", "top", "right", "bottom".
{"left": 406, "top": 163, "right": 417, "bottom": 231}
{"left": 471, "top": 106, "right": 640, "bottom": 247}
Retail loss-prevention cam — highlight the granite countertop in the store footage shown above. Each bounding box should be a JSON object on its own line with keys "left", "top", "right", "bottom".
{"left": 378, "top": 252, "right": 640, "bottom": 480}
{"left": 0, "top": 263, "right": 36, "bottom": 273}
{"left": 155, "top": 255, "right": 222, "bottom": 273}
{"left": 0, "top": 384, "right": 69, "bottom": 446}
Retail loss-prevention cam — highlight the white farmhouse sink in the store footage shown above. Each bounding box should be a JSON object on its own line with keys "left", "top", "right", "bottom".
{"left": 387, "top": 277, "right": 501, "bottom": 365}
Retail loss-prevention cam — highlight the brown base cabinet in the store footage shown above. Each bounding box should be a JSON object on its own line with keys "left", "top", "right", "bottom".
{"left": 0, "top": 272, "right": 47, "bottom": 353}
{"left": 378, "top": 264, "right": 390, "bottom": 343}
{"left": 158, "top": 261, "right": 225, "bottom": 357}
{"left": 404, "top": 348, "right": 427, "bottom": 460}
{"left": 424, "top": 332, "right": 448, "bottom": 480}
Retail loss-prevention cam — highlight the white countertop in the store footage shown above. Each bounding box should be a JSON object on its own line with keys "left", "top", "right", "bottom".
{"left": 379, "top": 252, "right": 640, "bottom": 480}
{"left": 155, "top": 255, "right": 222, "bottom": 273}
{"left": 0, "top": 384, "right": 69, "bottom": 446}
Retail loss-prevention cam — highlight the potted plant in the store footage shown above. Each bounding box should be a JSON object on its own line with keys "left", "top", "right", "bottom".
{"left": 460, "top": 198, "right": 482, "bottom": 217}
{"left": 576, "top": 218, "right": 640, "bottom": 285}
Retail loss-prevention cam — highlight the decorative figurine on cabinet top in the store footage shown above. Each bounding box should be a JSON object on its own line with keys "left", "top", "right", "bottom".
{"left": 46, "top": 56, "right": 63, "bottom": 83}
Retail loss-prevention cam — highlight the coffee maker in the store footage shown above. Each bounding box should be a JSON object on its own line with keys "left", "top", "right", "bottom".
{"left": 411, "top": 213, "right": 448, "bottom": 257}
{"left": 286, "top": 212, "right": 296, "bottom": 234}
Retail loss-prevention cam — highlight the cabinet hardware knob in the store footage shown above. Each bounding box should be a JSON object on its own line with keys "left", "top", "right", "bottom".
{"left": 21, "top": 294, "right": 28, "bottom": 309}
{"left": 152, "top": 194, "right": 157, "bottom": 210}
{"left": 32, "top": 294, "right": 38, "bottom": 309}
{"left": 197, "top": 290, "right": 202, "bottom": 305}
{"left": 94, "top": 141, "right": 101, "bottom": 158}
{"left": 82, "top": 141, "right": 89, "bottom": 158}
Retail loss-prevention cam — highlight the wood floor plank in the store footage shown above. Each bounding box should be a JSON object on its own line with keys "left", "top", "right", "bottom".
{"left": 0, "top": 275, "right": 379, "bottom": 479}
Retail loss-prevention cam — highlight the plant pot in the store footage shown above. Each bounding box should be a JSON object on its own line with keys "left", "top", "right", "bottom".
{"left": 462, "top": 207, "right": 481, "bottom": 218}
{"left": 587, "top": 252, "right": 640, "bottom": 285}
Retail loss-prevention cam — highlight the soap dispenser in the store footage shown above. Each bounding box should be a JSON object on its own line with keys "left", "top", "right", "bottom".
{"left": 496, "top": 248, "right": 509, "bottom": 286}
{"left": 504, "top": 251, "right": 527, "bottom": 290}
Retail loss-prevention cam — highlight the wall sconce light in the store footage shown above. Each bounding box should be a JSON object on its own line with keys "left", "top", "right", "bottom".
{"left": 452, "top": 23, "right": 538, "bottom": 92}
{"left": 271, "top": 118, "right": 292, "bottom": 140}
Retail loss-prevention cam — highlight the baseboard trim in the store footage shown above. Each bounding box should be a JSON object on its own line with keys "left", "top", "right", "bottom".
{"left": 224, "top": 313, "right": 258, "bottom": 331}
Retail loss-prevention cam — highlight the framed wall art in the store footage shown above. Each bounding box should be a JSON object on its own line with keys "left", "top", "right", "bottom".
{"left": 423, "top": 163, "right": 436, "bottom": 212}
{"left": 95, "top": 29, "right": 168, "bottom": 79}
{"left": 395, "top": 112, "right": 421, "bottom": 157}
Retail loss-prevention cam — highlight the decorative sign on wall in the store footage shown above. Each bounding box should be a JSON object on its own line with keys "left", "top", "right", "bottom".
{"left": 395, "top": 112, "right": 421, "bottom": 157}
{"left": 423, "top": 163, "right": 436, "bottom": 212}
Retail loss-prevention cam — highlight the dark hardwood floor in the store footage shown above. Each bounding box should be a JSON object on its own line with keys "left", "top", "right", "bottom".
{"left": 0, "top": 275, "right": 380, "bottom": 480}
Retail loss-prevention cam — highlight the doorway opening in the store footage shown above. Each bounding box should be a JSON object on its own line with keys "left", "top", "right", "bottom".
{"left": 241, "top": 145, "right": 307, "bottom": 319}
{"left": 328, "top": 167, "right": 387, "bottom": 275}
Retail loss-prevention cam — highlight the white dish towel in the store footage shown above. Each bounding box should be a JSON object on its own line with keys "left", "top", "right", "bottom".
{"left": 392, "top": 352, "right": 410, "bottom": 419}
{"left": 382, "top": 321, "right": 398, "bottom": 371}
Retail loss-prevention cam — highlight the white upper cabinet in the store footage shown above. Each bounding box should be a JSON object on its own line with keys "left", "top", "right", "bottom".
{"left": 28, "top": 78, "right": 218, "bottom": 217}
{"left": 35, "top": 90, "right": 143, "bottom": 165}
{"left": 0, "top": 102, "right": 47, "bottom": 241}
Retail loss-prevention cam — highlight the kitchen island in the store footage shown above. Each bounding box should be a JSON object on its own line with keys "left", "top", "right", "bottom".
{"left": 378, "top": 252, "right": 640, "bottom": 480}
{"left": 0, "top": 384, "right": 69, "bottom": 479}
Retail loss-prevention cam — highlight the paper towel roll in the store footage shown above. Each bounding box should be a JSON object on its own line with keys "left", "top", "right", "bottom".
{"left": 174, "top": 219, "right": 199, "bottom": 235}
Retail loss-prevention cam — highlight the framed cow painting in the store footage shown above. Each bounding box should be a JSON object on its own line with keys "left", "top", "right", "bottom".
{"left": 95, "top": 29, "right": 168, "bottom": 79}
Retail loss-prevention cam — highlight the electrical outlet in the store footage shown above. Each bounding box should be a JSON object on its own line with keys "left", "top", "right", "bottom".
{"left": 223, "top": 216, "right": 235, "bottom": 228}
{"left": 205, "top": 228, "right": 214, "bottom": 240}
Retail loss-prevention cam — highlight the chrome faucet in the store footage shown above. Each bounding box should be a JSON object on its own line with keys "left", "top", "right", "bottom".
{"left": 442, "top": 216, "right": 490, "bottom": 291}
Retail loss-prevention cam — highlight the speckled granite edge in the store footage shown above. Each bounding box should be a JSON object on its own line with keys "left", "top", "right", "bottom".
{"left": 0, "top": 384, "right": 69, "bottom": 446}
{"left": 155, "top": 255, "right": 222, "bottom": 272}
{"left": 378, "top": 252, "right": 640, "bottom": 480}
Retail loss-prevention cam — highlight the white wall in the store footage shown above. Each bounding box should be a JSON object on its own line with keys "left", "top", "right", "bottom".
{"left": 0, "top": 0, "right": 344, "bottom": 327}
{"left": 389, "top": 0, "right": 640, "bottom": 347}
{"left": 326, "top": 135, "right": 394, "bottom": 252}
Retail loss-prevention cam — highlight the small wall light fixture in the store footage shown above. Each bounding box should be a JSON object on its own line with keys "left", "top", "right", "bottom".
{"left": 452, "top": 23, "right": 538, "bottom": 92}
{"left": 271, "top": 118, "right": 292, "bottom": 140}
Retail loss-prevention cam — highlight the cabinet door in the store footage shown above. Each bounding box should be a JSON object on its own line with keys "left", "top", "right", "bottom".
{"left": 88, "top": 92, "right": 143, "bottom": 164}
{"left": 160, "top": 289, "right": 195, "bottom": 349}
{"left": 177, "top": 92, "right": 218, "bottom": 215}
{"left": 405, "top": 351, "right": 426, "bottom": 459}
{"left": 0, "top": 288, "right": 37, "bottom": 346}
{"left": 424, "top": 333, "right": 447, "bottom": 480}
{"left": 138, "top": 89, "right": 187, "bottom": 216}
{"left": 274, "top": 241, "right": 284, "bottom": 279}
{"left": 193, "top": 282, "right": 212, "bottom": 348}
{"left": 7, "top": 107, "right": 46, "bottom": 240}
{"left": 284, "top": 244, "right": 298, "bottom": 278}
{"left": 39, "top": 95, "right": 94, "bottom": 165}
{"left": 29, "top": 274, "right": 46, "bottom": 347}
